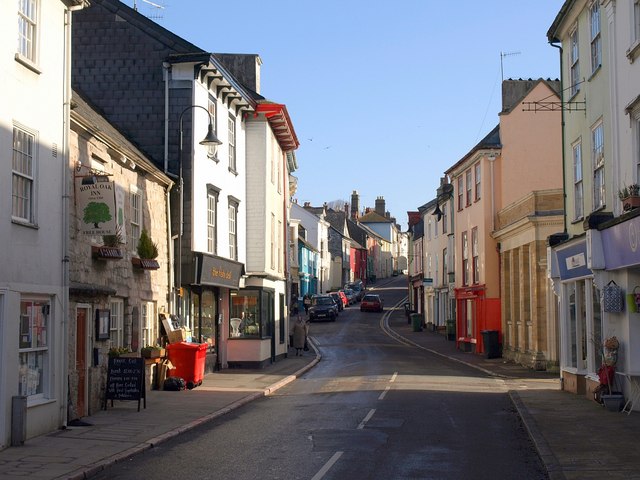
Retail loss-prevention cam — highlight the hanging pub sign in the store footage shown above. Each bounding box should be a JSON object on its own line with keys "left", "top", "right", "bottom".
{"left": 77, "top": 177, "right": 117, "bottom": 236}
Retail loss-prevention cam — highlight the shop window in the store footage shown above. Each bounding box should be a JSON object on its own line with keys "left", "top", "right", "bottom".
{"left": 18, "top": 297, "right": 50, "bottom": 398}
{"left": 193, "top": 290, "right": 216, "bottom": 351}
{"left": 230, "top": 289, "right": 274, "bottom": 339}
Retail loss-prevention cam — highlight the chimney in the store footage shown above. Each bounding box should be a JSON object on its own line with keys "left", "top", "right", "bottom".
{"left": 344, "top": 203, "right": 349, "bottom": 215}
{"left": 375, "top": 196, "right": 385, "bottom": 216}
{"left": 350, "top": 190, "right": 360, "bottom": 219}
{"left": 303, "top": 202, "right": 311, "bottom": 207}
{"left": 213, "top": 53, "right": 262, "bottom": 94}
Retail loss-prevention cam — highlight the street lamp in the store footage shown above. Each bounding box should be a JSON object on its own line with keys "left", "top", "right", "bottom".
{"left": 176, "top": 105, "right": 222, "bottom": 318}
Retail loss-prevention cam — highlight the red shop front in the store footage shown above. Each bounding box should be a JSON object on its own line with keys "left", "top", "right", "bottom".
{"left": 454, "top": 285, "right": 501, "bottom": 355}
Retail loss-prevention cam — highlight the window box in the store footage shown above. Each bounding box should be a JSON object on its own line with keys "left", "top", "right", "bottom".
{"left": 131, "top": 257, "right": 160, "bottom": 270}
{"left": 92, "top": 245, "right": 124, "bottom": 260}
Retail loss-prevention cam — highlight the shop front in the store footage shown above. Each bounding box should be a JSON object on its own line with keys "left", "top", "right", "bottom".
{"left": 549, "top": 236, "right": 596, "bottom": 396}
{"left": 454, "top": 285, "right": 501, "bottom": 354}
{"left": 184, "top": 253, "right": 244, "bottom": 372}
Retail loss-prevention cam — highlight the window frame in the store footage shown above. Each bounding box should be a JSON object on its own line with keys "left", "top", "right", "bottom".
{"left": 589, "top": 1, "right": 602, "bottom": 73}
{"left": 17, "top": 0, "right": 38, "bottom": 64}
{"left": 12, "top": 125, "right": 37, "bottom": 225}
{"left": 474, "top": 162, "right": 481, "bottom": 201}
{"left": 570, "top": 26, "right": 580, "bottom": 97}
{"left": 207, "top": 187, "right": 218, "bottom": 255}
{"left": 18, "top": 296, "right": 50, "bottom": 399}
{"left": 457, "top": 177, "right": 464, "bottom": 211}
{"left": 228, "top": 199, "right": 238, "bottom": 260}
{"left": 129, "top": 187, "right": 142, "bottom": 253}
{"left": 109, "top": 298, "right": 124, "bottom": 349}
{"left": 462, "top": 231, "right": 469, "bottom": 286}
{"left": 207, "top": 95, "right": 218, "bottom": 161}
{"left": 465, "top": 169, "right": 472, "bottom": 206}
{"left": 572, "top": 140, "right": 584, "bottom": 220}
{"left": 472, "top": 227, "right": 479, "bottom": 284}
{"left": 591, "top": 120, "right": 605, "bottom": 211}
{"left": 141, "top": 301, "right": 156, "bottom": 348}
{"left": 228, "top": 113, "right": 237, "bottom": 173}
{"left": 230, "top": 289, "right": 274, "bottom": 339}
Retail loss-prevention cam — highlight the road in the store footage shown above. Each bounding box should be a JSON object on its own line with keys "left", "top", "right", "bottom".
{"left": 92, "top": 276, "right": 547, "bottom": 480}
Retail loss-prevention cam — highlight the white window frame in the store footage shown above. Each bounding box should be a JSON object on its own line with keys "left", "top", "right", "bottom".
{"left": 590, "top": 1, "right": 602, "bottom": 73}
{"left": 141, "top": 301, "right": 156, "bottom": 348}
{"left": 570, "top": 27, "right": 580, "bottom": 97}
{"left": 457, "top": 177, "right": 464, "bottom": 210}
{"left": 129, "top": 187, "right": 142, "bottom": 252}
{"left": 18, "top": 296, "right": 50, "bottom": 400}
{"left": 228, "top": 113, "right": 236, "bottom": 172}
{"left": 572, "top": 140, "right": 584, "bottom": 220}
{"left": 12, "top": 125, "right": 37, "bottom": 224}
{"left": 462, "top": 231, "right": 469, "bottom": 286}
{"left": 109, "top": 298, "right": 124, "bottom": 348}
{"left": 562, "top": 278, "right": 600, "bottom": 373}
{"left": 474, "top": 163, "right": 481, "bottom": 201}
{"left": 278, "top": 220, "right": 283, "bottom": 272}
{"left": 472, "top": 227, "right": 479, "bottom": 284}
{"left": 17, "top": 0, "right": 38, "bottom": 63}
{"left": 465, "top": 169, "right": 472, "bottom": 206}
{"left": 207, "top": 95, "right": 218, "bottom": 161}
{"left": 207, "top": 189, "right": 218, "bottom": 255}
{"left": 228, "top": 200, "right": 238, "bottom": 260}
{"left": 592, "top": 120, "right": 605, "bottom": 210}
{"left": 271, "top": 213, "right": 276, "bottom": 270}
{"left": 635, "top": 0, "right": 640, "bottom": 45}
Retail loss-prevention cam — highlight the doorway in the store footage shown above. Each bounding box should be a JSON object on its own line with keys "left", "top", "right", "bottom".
{"left": 74, "top": 306, "right": 90, "bottom": 420}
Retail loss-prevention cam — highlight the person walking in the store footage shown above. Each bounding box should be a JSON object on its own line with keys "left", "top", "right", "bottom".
{"left": 303, "top": 294, "right": 311, "bottom": 315}
{"left": 291, "top": 315, "right": 309, "bottom": 356}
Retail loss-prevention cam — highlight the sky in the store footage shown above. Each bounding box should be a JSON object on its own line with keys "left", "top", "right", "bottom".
{"left": 125, "top": 0, "right": 565, "bottom": 226}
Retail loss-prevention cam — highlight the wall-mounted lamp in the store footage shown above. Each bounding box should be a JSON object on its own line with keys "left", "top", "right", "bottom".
{"left": 432, "top": 203, "right": 443, "bottom": 221}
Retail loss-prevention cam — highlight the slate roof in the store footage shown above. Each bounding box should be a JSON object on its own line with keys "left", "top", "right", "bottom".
{"left": 358, "top": 210, "right": 392, "bottom": 223}
{"left": 445, "top": 124, "right": 501, "bottom": 174}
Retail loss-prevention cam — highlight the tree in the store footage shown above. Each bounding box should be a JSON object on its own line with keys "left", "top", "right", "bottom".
{"left": 83, "top": 202, "right": 112, "bottom": 228}
{"left": 326, "top": 199, "right": 348, "bottom": 211}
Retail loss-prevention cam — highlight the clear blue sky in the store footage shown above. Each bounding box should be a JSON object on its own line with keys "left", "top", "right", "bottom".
{"left": 125, "top": 0, "right": 564, "bottom": 226}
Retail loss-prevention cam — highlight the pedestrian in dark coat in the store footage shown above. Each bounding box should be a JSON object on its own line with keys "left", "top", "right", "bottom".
{"left": 303, "top": 294, "right": 311, "bottom": 314}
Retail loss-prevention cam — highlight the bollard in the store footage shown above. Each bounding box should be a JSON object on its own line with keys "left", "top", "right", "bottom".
{"left": 11, "top": 395, "right": 27, "bottom": 446}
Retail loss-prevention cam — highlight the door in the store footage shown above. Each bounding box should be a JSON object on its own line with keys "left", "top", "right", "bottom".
{"left": 75, "top": 306, "right": 90, "bottom": 419}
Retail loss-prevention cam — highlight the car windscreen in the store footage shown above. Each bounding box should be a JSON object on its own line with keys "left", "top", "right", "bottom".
{"left": 313, "top": 297, "right": 333, "bottom": 305}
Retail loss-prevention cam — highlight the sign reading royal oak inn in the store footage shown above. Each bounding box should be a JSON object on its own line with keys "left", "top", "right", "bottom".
{"left": 77, "top": 179, "right": 117, "bottom": 236}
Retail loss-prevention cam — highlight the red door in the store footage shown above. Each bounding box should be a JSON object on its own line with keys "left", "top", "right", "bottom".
{"left": 75, "top": 307, "right": 88, "bottom": 418}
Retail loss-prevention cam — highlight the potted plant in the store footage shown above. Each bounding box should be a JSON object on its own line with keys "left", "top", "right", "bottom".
{"left": 108, "top": 346, "right": 131, "bottom": 358}
{"left": 92, "top": 227, "right": 124, "bottom": 260}
{"left": 141, "top": 345, "right": 165, "bottom": 359}
{"left": 132, "top": 229, "right": 160, "bottom": 270}
{"left": 595, "top": 336, "right": 625, "bottom": 411}
{"left": 618, "top": 184, "right": 640, "bottom": 211}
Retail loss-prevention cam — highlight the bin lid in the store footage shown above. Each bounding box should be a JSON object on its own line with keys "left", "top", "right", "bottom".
{"left": 167, "top": 341, "right": 205, "bottom": 350}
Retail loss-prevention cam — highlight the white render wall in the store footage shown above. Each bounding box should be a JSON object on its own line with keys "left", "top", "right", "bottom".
{"left": 0, "top": 0, "right": 74, "bottom": 447}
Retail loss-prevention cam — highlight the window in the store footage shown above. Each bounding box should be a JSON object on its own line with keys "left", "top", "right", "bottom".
{"left": 457, "top": 177, "right": 464, "bottom": 210}
{"left": 277, "top": 152, "right": 282, "bottom": 193}
{"left": 230, "top": 289, "right": 274, "bottom": 338}
{"left": 109, "top": 299, "right": 124, "bottom": 348}
{"left": 442, "top": 201, "right": 448, "bottom": 234}
{"left": 271, "top": 213, "right": 276, "bottom": 269}
{"left": 141, "top": 301, "right": 156, "bottom": 348}
{"left": 443, "top": 248, "right": 448, "bottom": 284}
{"left": 590, "top": 2, "right": 601, "bottom": 72}
{"left": 18, "top": 297, "right": 49, "bottom": 398}
{"left": 635, "top": 108, "right": 640, "bottom": 182}
{"left": 472, "top": 227, "right": 479, "bottom": 284}
{"left": 207, "top": 189, "right": 218, "bottom": 255}
{"left": 129, "top": 188, "right": 141, "bottom": 252}
{"left": 228, "top": 200, "right": 238, "bottom": 260}
{"left": 570, "top": 27, "right": 580, "bottom": 97}
{"left": 462, "top": 231, "right": 469, "bottom": 286}
{"left": 228, "top": 113, "right": 236, "bottom": 172}
{"left": 474, "top": 163, "right": 481, "bottom": 201}
{"left": 18, "top": 0, "right": 37, "bottom": 63}
{"left": 465, "top": 169, "right": 472, "bottom": 206}
{"left": 278, "top": 220, "right": 282, "bottom": 272}
{"left": 207, "top": 95, "right": 218, "bottom": 160}
{"left": 564, "top": 278, "right": 601, "bottom": 372}
{"left": 12, "top": 126, "right": 35, "bottom": 223}
{"left": 592, "top": 121, "right": 605, "bottom": 210}
{"left": 572, "top": 141, "right": 583, "bottom": 220}
{"left": 635, "top": 0, "right": 640, "bottom": 44}
{"left": 427, "top": 216, "right": 432, "bottom": 241}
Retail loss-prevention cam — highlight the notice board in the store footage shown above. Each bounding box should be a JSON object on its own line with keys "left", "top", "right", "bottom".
{"left": 104, "top": 356, "right": 146, "bottom": 411}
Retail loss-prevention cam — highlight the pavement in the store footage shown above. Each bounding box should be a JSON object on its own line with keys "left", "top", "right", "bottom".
{"left": 1, "top": 303, "right": 640, "bottom": 480}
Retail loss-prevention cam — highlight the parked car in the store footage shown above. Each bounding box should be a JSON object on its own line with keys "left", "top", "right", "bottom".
{"left": 343, "top": 288, "right": 357, "bottom": 305}
{"left": 329, "top": 292, "right": 344, "bottom": 312}
{"left": 308, "top": 295, "right": 338, "bottom": 321}
{"left": 345, "top": 281, "right": 365, "bottom": 301}
{"left": 360, "top": 294, "right": 383, "bottom": 312}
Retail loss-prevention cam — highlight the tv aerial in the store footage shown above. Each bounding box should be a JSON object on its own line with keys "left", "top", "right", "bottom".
{"left": 500, "top": 51, "right": 521, "bottom": 81}
{"left": 133, "top": 0, "right": 165, "bottom": 21}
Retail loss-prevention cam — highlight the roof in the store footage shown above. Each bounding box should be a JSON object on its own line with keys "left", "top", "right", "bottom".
{"left": 325, "top": 209, "right": 348, "bottom": 233}
{"left": 70, "top": 90, "right": 172, "bottom": 186}
{"left": 255, "top": 103, "right": 300, "bottom": 152}
{"left": 500, "top": 78, "right": 561, "bottom": 115}
{"left": 358, "top": 210, "right": 392, "bottom": 223}
{"left": 547, "top": 0, "right": 575, "bottom": 42}
{"left": 445, "top": 124, "right": 501, "bottom": 175}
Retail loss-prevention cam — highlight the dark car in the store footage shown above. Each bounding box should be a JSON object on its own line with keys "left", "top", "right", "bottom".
{"left": 345, "top": 281, "right": 365, "bottom": 301}
{"left": 343, "top": 288, "right": 357, "bottom": 305}
{"left": 360, "top": 294, "right": 383, "bottom": 313}
{"left": 329, "top": 292, "right": 344, "bottom": 312}
{"left": 308, "top": 295, "right": 338, "bottom": 321}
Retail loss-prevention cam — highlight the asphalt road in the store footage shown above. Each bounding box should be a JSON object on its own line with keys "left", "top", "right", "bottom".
{"left": 92, "top": 276, "right": 547, "bottom": 480}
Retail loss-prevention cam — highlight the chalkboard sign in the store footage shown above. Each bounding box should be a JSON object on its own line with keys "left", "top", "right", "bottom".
{"left": 104, "top": 357, "right": 146, "bottom": 411}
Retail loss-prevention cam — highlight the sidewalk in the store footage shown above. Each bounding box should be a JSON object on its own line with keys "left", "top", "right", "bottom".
{"left": 2, "top": 310, "right": 640, "bottom": 480}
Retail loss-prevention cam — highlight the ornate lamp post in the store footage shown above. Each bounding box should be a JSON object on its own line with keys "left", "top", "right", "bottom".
{"left": 176, "top": 105, "right": 221, "bottom": 318}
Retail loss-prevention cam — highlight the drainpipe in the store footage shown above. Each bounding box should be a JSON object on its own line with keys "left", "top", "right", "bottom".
{"left": 550, "top": 40, "right": 567, "bottom": 234}
{"left": 488, "top": 153, "right": 497, "bottom": 232}
{"left": 163, "top": 62, "right": 171, "bottom": 174}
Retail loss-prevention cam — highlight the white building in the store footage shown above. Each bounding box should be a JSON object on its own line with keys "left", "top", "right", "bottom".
{"left": 0, "top": 0, "right": 88, "bottom": 448}
{"left": 291, "top": 203, "right": 330, "bottom": 294}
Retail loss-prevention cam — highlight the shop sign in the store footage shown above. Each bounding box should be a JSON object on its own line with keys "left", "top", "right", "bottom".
{"left": 601, "top": 216, "right": 640, "bottom": 270}
{"left": 423, "top": 278, "right": 433, "bottom": 287}
{"left": 555, "top": 239, "right": 591, "bottom": 280}
{"left": 195, "top": 253, "right": 244, "bottom": 289}
{"left": 77, "top": 179, "right": 117, "bottom": 235}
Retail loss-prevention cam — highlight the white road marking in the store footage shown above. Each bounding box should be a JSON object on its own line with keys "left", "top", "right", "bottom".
{"left": 390, "top": 372, "right": 398, "bottom": 383}
{"left": 311, "top": 451, "right": 344, "bottom": 480}
{"left": 357, "top": 408, "right": 376, "bottom": 429}
{"left": 378, "top": 386, "right": 391, "bottom": 400}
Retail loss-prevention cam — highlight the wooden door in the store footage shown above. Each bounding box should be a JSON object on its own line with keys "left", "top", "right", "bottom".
{"left": 75, "top": 307, "right": 89, "bottom": 418}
